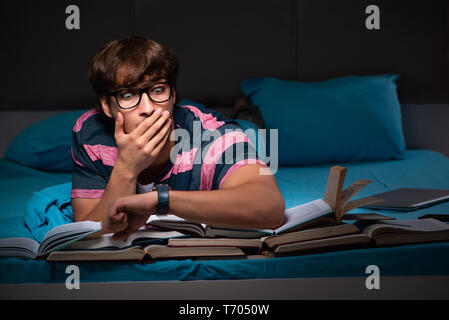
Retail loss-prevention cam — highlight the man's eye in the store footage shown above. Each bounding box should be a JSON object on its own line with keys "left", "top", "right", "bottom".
{"left": 151, "top": 86, "right": 165, "bottom": 94}
{"left": 120, "top": 92, "right": 135, "bottom": 100}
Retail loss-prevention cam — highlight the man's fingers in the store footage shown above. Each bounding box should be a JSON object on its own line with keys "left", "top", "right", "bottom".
{"left": 112, "top": 227, "right": 134, "bottom": 241}
{"left": 132, "top": 108, "right": 164, "bottom": 137}
{"left": 143, "top": 117, "right": 171, "bottom": 151}
{"left": 114, "top": 112, "right": 125, "bottom": 138}
{"left": 140, "top": 111, "right": 170, "bottom": 143}
{"left": 110, "top": 211, "right": 126, "bottom": 224}
{"left": 147, "top": 121, "right": 171, "bottom": 155}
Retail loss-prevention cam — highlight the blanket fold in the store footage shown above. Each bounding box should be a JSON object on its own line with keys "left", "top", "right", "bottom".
{"left": 24, "top": 182, "right": 74, "bottom": 242}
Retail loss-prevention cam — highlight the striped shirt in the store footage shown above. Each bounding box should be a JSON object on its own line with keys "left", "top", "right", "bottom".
{"left": 71, "top": 104, "right": 266, "bottom": 199}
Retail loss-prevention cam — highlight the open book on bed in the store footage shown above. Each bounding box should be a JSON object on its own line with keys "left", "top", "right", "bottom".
{"left": 0, "top": 222, "right": 188, "bottom": 260}
{"left": 146, "top": 166, "right": 382, "bottom": 238}
{"left": 46, "top": 228, "right": 192, "bottom": 261}
{"left": 47, "top": 243, "right": 247, "bottom": 261}
{"left": 0, "top": 221, "right": 102, "bottom": 259}
{"left": 0, "top": 166, "right": 383, "bottom": 261}
{"left": 261, "top": 218, "right": 449, "bottom": 257}
{"left": 46, "top": 217, "right": 449, "bottom": 261}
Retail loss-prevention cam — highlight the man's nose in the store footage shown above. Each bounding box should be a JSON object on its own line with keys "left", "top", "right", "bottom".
{"left": 137, "top": 92, "right": 156, "bottom": 116}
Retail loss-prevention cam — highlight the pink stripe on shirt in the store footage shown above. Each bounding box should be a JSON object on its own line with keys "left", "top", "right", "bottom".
{"left": 179, "top": 105, "right": 225, "bottom": 130}
{"left": 71, "top": 146, "right": 85, "bottom": 167}
{"left": 160, "top": 148, "right": 199, "bottom": 181}
{"left": 200, "top": 131, "right": 249, "bottom": 190}
{"left": 71, "top": 189, "right": 105, "bottom": 199}
{"left": 73, "top": 109, "right": 98, "bottom": 133}
{"left": 83, "top": 144, "right": 119, "bottom": 167}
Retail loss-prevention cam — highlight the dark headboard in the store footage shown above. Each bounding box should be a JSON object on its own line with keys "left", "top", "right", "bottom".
{"left": 1, "top": 0, "right": 448, "bottom": 111}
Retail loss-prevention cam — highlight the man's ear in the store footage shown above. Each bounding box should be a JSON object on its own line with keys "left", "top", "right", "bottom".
{"left": 171, "top": 88, "right": 176, "bottom": 104}
{"left": 100, "top": 96, "right": 114, "bottom": 119}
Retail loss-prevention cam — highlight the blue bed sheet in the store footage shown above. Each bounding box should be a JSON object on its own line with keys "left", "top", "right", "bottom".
{"left": 0, "top": 157, "right": 72, "bottom": 220}
{"left": 277, "top": 149, "right": 449, "bottom": 220}
{"left": 0, "top": 150, "right": 448, "bottom": 284}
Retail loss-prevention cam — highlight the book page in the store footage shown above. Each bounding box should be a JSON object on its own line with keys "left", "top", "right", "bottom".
{"left": 273, "top": 233, "right": 371, "bottom": 254}
{"left": 363, "top": 218, "right": 449, "bottom": 236}
{"left": 168, "top": 237, "right": 263, "bottom": 249}
{"left": 323, "top": 166, "right": 346, "bottom": 218}
{"left": 47, "top": 246, "right": 145, "bottom": 261}
{"left": 144, "top": 245, "right": 245, "bottom": 259}
{"left": 64, "top": 229, "right": 185, "bottom": 250}
{"left": 146, "top": 214, "right": 207, "bottom": 229}
{"left": 270, "top": 199, "right": 333, "bottom": 234}
{"left": 38, "top": 221, "right": 103, "bottom": 256}
{"left": 147, "top": 214, "right": 185, "bottom": 223}
{"left": 0, "top": 237, "right": 40, "bottom": 259}
{"left": 42, "top": 221, "right": 102, "bottom": 241}
{"left": 340, "top": 180, "right": 371, "bottom": 209}
{"left": 262, "top": 223, "right": 359, "bottom": 248}
{"left": 342, "top": 196, "right": 383, "bottom": 215}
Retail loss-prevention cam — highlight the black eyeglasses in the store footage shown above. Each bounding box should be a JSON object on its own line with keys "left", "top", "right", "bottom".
{"left": 110, "top": 82, "right": 172, "bottom": 109}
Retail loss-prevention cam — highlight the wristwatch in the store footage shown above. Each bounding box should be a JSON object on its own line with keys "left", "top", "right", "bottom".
{"left": 152, "top": 184, "right": 170, "bottom": 215}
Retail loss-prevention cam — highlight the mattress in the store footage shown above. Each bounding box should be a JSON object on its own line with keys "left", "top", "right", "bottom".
{"left": 0, "top": 150, "right": 448, "bottom": 284}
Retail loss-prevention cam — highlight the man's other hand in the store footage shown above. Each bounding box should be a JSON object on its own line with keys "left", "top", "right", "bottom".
{"left": 107, "top": 192, "right": 158, "bottom": 240}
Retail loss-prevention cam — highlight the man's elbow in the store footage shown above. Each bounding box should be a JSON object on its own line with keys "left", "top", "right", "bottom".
{"left": 72, "top": 198, "right": 101, "bottom": 223}
{"left": 258, "top": 193, "right": 285, "bottom": 229}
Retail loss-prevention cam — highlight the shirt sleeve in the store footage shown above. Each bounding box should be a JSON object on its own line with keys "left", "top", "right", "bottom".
{"left": 70, "top": 129, "right": 108, "bottom": 199}
{"left": 199, "top": 123, "right": 268, "bottom": 190}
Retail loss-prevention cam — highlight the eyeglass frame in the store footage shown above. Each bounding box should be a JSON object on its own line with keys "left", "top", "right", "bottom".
{"left": 109, "top": 81, "right": 173, "bottom": 110}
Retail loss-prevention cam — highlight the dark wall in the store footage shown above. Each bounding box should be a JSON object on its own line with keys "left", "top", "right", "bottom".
{"left": 0, "top": 1, "right": 134, "bottom": 110}
{"left": 1, "top": 0, "right": 448, "bottom": 110}
{"left": 296, "top": 0, "right": 449, "bottom": 104}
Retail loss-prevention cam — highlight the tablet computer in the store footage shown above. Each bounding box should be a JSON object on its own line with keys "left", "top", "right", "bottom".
{"left": 360, "top": 188, "right": 449, "bottom": 211}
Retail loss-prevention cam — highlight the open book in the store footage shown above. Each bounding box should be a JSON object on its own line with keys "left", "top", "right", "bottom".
{"left": 167, "top": 223, "right": 360, "bottom": 252}
{"left": 0, "top": 221, "right": 102, "bottom": 260}
{"left": 46, "top": 228, "right": 187, "bottom": 261}
{"left": 146, "top": 166, "right": 382, "bottom": 238}
{"left": 47, "top": 243, "right": 246, "bottom": 262}
{"left": 356, "top": 218, "right": 449, "bottom": 247}
{"left": 262, "top": 218, "right": 449, "bottom": 257}
{"left": 47, "top": 220, "right": 366, "bottom": 261}
{"left": 44, "top": 218, "right": 449, "bottom": 261}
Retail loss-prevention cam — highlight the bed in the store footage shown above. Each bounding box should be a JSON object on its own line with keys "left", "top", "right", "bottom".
{"left": 0, "top": 129, "right": 448, "bottom": 299}
{"left": 1, "top": 0, "right": 449, "bottom": 300}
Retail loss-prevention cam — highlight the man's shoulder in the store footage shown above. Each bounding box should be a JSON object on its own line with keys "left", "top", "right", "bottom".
{"left": 72, "top": 108, "right": 115, "bottom": 146}
{"left": 175, "top": 103, "right": 239, "bottom": 132}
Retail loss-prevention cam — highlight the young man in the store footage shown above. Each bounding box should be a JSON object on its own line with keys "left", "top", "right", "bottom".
{"left": 71, "top": 36, "right": 285, "bottom": 240}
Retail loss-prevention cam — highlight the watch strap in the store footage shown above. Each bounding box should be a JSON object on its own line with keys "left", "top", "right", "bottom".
{"left": 156, "top": 184, "right": 169, "bottom": 215}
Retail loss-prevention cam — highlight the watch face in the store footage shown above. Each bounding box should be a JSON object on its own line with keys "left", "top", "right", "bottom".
{"left": 152, "top": 184, "right": 169, "bottom": 191}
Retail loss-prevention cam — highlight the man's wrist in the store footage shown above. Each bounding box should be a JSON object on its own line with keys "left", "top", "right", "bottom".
{"left": 151, "top": 184, "right": 170, "bottom": 215}
{"left": 157, "top": 184, "right": 170, "bottom": 214}
{"left": 114, "top": 157, "right": 138, "bottom": 182}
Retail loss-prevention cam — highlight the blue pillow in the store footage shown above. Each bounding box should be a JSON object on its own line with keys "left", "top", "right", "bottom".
{"left": 5, "top": 110, "right": 88, "bottom": 172}
{"left": 241, "top": 75, "right": 406, "bottom": 166}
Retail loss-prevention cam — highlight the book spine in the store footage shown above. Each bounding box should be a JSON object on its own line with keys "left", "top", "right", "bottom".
{"left": 261, "top": 250, "right": 274, "bottom": 258}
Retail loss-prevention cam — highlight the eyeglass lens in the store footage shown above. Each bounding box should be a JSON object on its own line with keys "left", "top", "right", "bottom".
{"left": 116, "top": 83, "right": 171, "bottom": 109}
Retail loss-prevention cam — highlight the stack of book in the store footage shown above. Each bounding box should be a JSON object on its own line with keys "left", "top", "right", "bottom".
{"left": 1, "top": 166, "right": 449, "bottom": 262}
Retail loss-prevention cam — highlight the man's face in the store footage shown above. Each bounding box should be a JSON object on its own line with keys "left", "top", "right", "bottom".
{"left": 101, "top": 79, "right": 176, "bottom": 134}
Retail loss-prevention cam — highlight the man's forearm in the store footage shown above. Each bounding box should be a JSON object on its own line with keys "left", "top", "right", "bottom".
{"left": 168, "top": 182, "right": 285, "bottom": 229}
{"left": 83, "top": 158, "right": 137, "bottom": 233}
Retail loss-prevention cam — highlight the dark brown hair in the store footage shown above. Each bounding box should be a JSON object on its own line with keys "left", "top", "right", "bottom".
{"left": 88, "top": 36, "right": 179, "bottom": 112}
